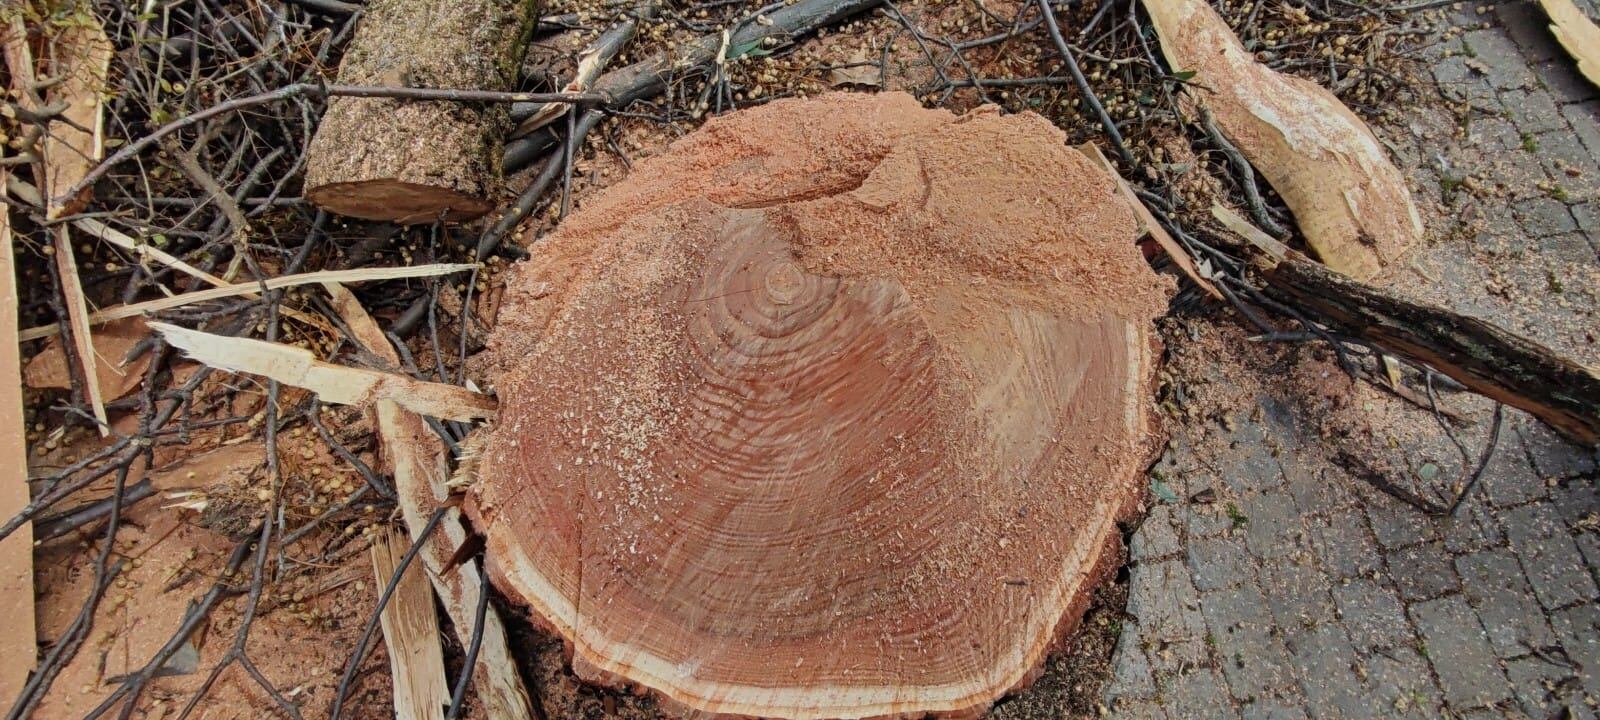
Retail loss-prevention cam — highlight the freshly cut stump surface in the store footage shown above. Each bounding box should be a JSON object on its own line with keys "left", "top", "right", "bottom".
{"left": 467, "top": 92, "right": 1171, "bottom": 719}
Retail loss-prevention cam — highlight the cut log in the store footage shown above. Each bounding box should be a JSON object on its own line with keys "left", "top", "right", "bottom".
{"left": 465, "top": 93, "right": 1172, "bottom": 718}
{"left": 1539, "top": 0, "right": 1600, "bottom": 89}
{"left": 1142, "top": 0, "right": 1424, "bottom": 280}
{"left": 303, "top": 0, "right": 536, "bottom": 223}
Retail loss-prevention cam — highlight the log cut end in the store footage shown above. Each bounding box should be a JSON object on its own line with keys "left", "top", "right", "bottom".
{"left": 466, "top": 92, "right": 1172, "bottom": 719}
{"left": 304, "top": 178, "right": 495, "bottom": 224}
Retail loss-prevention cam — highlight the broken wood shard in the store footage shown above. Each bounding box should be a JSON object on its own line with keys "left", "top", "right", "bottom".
{"left": 320, "top": 282, "right": 536, "bottom": 720}
{"left": 1539, "top": 0, "right": 1600, "bottom": 89}
{"left": 467, "top": 93, "right": 1171, "bottom": 718}
{"left": 303, "top": 0, "right": 537, "bottom": 222}
{"left": 369, "top": 526, "right": 450, "bottom": 720}
{"left": 0, "top": 170, "right": 38, "bottom": 705}
{"left": 150, "top": 322, "right": 496, "bottom": 421}
{"left": 1142, "top": 0, "right": 1424, "bottom": 280}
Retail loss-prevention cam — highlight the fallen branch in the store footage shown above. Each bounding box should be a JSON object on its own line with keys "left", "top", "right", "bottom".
{"left": 1216, "top": 210, "right": 1600, "bottom": 446}
{"left": 18, "top": 263, "right": 476, "bottom": 341}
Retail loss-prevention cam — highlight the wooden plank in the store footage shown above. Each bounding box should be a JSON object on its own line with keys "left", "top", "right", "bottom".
{"left": 368, "top": 526, "right": 449, "bottom": 720}
{"left": 0, "top": 169, "right": 39, "bottom": 706}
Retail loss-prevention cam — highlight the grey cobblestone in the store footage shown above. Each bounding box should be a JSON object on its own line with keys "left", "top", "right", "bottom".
{"left": 1409, "top": 595, "right": 1512, "bottom": 709}
{"left": 1455, "top": 548, "right": 1558, "bottom": 658}
{"left": 1388, "top": 541, "right": 1461, "bottom": 602}
{"left": 1503, "top": 503, "right": 1599, "bottom": 609}
{"left": 1105, "top": 8, "right": 1600, "bottom": 719}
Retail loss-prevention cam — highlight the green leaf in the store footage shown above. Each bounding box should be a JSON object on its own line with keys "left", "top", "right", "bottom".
{"left": 1172, "top": 69, "right": 1197, "bottom": 81}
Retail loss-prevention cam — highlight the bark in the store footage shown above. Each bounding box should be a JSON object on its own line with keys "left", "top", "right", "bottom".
{"left": 1259, "top": 251, "right": 1600, "bottom": 446}
{"left": 304, "top": 0, "right": 537, "bottom": 223}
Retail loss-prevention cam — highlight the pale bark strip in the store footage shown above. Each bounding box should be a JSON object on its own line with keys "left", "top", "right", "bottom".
{"left": 17, "top": 264, "right": 476, "bottom": 342}
{"left": 1539, "top": 0, "right": 1600, "bottom": 89}
{"left": 369, "top": 526, "right": 450, "bottom": 720}
{"left": 322, "top": 282, "right": 535, "bottom": 720}
{"left": 1142, "top": 0, "right": 1423, "bottom": 280}
{"left": 0, "top": 170, "right": 39, "bottom": 705}
{"left": 149, "top": 322, "right": 496, "bottom": 422}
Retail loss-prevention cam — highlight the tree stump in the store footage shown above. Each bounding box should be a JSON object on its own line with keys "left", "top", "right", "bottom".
{"left": 302, "top": 0, "right": 533, "bottom": 223}
{"left": 465, "top": 92, "right": 1172, "bottom": 719}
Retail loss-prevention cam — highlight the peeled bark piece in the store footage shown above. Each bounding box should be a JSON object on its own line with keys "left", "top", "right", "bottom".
{"left": 303, "top": 0, "right": 534, "bottom": 223}
{"left": 1539, "top": 0, "right": 1600, "bottom": 89}
{"left": 466, "top": 93, "right": 1171, "bottom": 719}
{"left": 1142, "top": 0, "right": 1424, "bottom": 280}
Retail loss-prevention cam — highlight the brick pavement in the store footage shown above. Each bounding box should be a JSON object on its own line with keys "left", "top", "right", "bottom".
{"left": 1101, "top": 2, "right": 1600, "bottom": 718}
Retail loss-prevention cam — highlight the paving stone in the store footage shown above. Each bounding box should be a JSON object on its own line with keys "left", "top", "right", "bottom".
{"left": 1239, "top": 700, "right": 1309, "bottom": 720}
{"left": 1260, "top": 561, "right": 1336, "bottom": 633}
{"left": 1537, "top": 57, "right": 1600, "bottom": 103}
{"left": 1240, "top": 490, "right": 1306, "bottom": 561}
{"left": 1462, "top": 29, "right": 1537, "bottom": 89}
{"left": 1217, "top": 422, "right": 1287, "bottom": 495}
{"left": 1160, "top": 666, "right": 1240, "bottom": 720}
{"left": 1282, "top": 623, "right": 1378, "bottom": 720}
{"left": 1573, "top": 204, "right": 1599, "bottom": 253}
{"left": 1186, "top": 501, "right": 1238, "bottom": 540}
{"left": 1502, "top": 88, "right": 1567, "bottom": 134}
{"left": 1477, "top": 428, "right": 1548, "bottom": 507}
{"left": 1188, "top": 536, "right": 1254, "bottom": 592}
{"left": 1518, "top": 419, "right": 1598, "bottom": 479}
{"left": 1134, "top": 504, "right": 1183, "bottom": 563}
{"left": 1409, "top": 595, "right": 1513, "bottom": 709}
{"left": 1550, "top": 603, "right": 1600, "bottom": 697}
{"left": 1310, "top": 510, "right": 1382, "bottom": 579}
{"left": 1503, "top": 503, "right": 1600, "bottom": 609}
{"left": 1442, "top": 493, "right": 1506, "bottom": 554}
{"left": 1504, "top": 655, "right": 1584, "bottom": 718}
{"left": 1495, "top": 1, "right": 1562, "bottom": 62}
{"left": 1534, "top": 130, "right": 1600, "bottom": 189}
{"left": 1515, "top": 196, "right": 1580, "bottom": 238}
{"left": 1363, "top": 491, "right": 1439, "bottom": 549}
{"left": 1106, "top": 620, "right": 1157, "bottom": 703}
{"left": 1202, "top": 582, "right": 1299, "bottom": 701}
{"left": 1464, "top": 115, "right": 1521, "bottom": 152}
{"left": 1564, "top": 102, "right": 1600, "bottom": 161}
{"left": 1109, "top": 698, "right": 1169, "bottom": 717}
{"left": 1455, "top": 548, "right": 1559, "bottom": 658}
{"left": 1388, "top": 541, "right": 1462, "bottom": 601}
{"left": 1284, "top": 464, "right": 1355, "bottom": 514}
{"left": 1360, "top": 645, "right": 1444, "bottom": 718}
{"left": 1332, "top": 579, "right": 1414, "bottom": 653}
{"left": 1128, "top": 559, "right": 1211, "bottom": 671}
